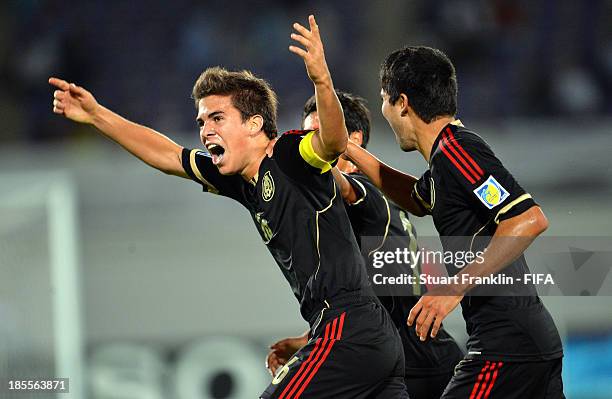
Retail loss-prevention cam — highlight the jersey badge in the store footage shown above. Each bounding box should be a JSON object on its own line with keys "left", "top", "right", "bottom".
{"left": 262, "top": 171, "right": 275, "bottom": 202}
{"left": 473, "top": 175, "right": 509, "bottom": 209}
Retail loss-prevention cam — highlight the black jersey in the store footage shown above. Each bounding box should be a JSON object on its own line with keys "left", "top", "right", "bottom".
{"left": 181, "top": 130, "right": 369, "bottom": 323}
{"left": 344, "top": 173, "right": 463, "bottom": 376}
{"left": 411, "top": 121, "right": 563, "bottom": 362}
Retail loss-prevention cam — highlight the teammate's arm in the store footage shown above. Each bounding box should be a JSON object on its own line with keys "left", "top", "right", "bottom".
{"left": 408, "top": 206, "right": 548, "bottom": 341}
{"left": 331, "top": 168, "right": 360, "bottom": 204}
{"left": 454, "top": 206, "right": 548, "bottom": 292}
{"left": 345, "top": 141, "right": 427, "bottom": 216}
{"left": 290, "top": 15, "right": 347, "bottom": 162}
{"left": 49, "top": 77, "right": 188, "bottom": 178}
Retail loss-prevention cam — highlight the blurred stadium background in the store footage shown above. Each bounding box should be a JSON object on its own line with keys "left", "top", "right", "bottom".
{"left": 1, "top": 1, "right": 612, "bottom": 398}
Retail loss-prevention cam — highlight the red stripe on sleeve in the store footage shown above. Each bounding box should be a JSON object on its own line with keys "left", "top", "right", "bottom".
{"left": 440, "top": 139, "right": 477, "bottom": 184}
{"left": 442, "top": 131, "right": 482, "bottom": 181}
{"left": 446, "top": 128, "right": 484, "bottom": 176}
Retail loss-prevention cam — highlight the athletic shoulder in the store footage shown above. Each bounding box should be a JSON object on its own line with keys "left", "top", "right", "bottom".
{"left": 273, "top": 129, "right": 337, "bottom": 178}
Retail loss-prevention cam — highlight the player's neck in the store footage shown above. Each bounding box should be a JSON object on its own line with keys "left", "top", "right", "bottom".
{"left": 416, "top": 116, "right": 455, "bottom": 162}
{"left": 240, "top": 138, "right": 273, "bottom": 182}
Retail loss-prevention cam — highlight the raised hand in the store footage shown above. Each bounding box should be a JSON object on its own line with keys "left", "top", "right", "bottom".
{"left": 49, "top": 77, "right": 99, "bottom": 124}
{"left": 289, "top": 15, "right": 331, "bottom": 86}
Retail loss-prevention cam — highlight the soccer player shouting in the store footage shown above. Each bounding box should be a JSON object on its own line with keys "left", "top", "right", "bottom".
{"left": 345, "top": 47, "right": 564, "bottom": 398}
{"left": 267, "top": 91, "right": 464, "bottom": 399}
{"left": 49, "top": 16, "right": 407, "bottom": 399}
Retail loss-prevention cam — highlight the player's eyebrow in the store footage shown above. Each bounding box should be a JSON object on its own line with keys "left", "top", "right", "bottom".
{"left": 207, "top": 111, "right": 224, "bottom": 119}
{"left": 196, "top": 110, "right": 225, "bottom": 126}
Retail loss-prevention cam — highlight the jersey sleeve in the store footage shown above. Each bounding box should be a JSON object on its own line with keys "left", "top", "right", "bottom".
{"left": 344, "top": 174, "right": 390, "bottom": 221}
{"left": 272, "top": 130, "right": 337, "bottom": 187}
{"left": 181, "top": 148, "right": 245, "bottom": 202}
{"left": 435, "top": 129, "right": 536, "bottom": 223}
{"left": 411, "top": 169, "right": 433, "bottom": 215}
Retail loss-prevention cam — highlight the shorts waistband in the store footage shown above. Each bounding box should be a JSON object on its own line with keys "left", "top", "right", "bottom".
{"left": 307, "top": 290, "right": 377, "bottom": 324}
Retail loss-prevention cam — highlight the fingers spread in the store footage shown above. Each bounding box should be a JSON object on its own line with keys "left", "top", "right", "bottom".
{"left": 289, "top": 45, "right": 307, "bottom": 58}
{"left": 290, "top": 33, "right": 310, "bottom": 48}
{"left": 308, "top": 15, "right": 319, "bottom": 33}
{"left": 292, "top": 22, "right": 311, "bottom": 38}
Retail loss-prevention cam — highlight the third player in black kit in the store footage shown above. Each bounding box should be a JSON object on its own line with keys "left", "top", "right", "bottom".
{"left": 347, "top": 47, "right": 564, "bottom": 398}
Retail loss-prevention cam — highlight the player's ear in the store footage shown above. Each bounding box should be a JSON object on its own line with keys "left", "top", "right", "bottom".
{"left": 399, "top": 93, "right": 410, "bottom": 116}
{"left": 247, "top": 115, "right": 264, "bottom": 135}
{"left": 349, "top": 131, "right": 363, "bottom": 147}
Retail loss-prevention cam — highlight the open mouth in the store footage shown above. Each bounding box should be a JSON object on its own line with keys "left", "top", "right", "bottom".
{"left": 206, "top": 143, "right": 226, "bottom": 165}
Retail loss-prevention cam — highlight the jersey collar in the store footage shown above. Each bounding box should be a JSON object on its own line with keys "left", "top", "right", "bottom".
{"left": 429, "top": 119, "right": 464, "bottom": 166}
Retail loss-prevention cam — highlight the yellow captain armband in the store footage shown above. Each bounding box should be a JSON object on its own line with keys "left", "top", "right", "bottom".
{"left": 298, "top": 131, "right": 335, "bottom": 174}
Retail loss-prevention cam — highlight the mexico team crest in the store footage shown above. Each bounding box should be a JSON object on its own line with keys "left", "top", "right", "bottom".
{"left": 473, "top": 175, "right": 509, "bottom": 209}
{"left": 262, "top": 171, "right": 275, "bottom": 202}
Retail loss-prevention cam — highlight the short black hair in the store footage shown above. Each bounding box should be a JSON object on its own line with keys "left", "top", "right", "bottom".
{"left": 302, "top": 90, "right": 371, "bottom": 148}
{"left": 380, "top": 46, "right": 457, "bottom": 123}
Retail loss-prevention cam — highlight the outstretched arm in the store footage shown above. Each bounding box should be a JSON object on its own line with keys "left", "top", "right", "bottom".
{"left": 290, "top": 15, "right": 347, "bottom": 162}
{"left": 49, "top": 77, "right": 187, "bottom": 177}
{"left": 345, "top": 142, "right": 426, "bottom": 216}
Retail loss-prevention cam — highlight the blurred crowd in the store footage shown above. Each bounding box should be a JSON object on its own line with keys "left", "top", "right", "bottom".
{"left": 1, "top": 0, "right": 611, "bottom": 143}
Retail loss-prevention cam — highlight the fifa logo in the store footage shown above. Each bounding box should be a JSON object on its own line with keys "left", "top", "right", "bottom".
{"left": 473, "top": 175, "right": 509, "bottom": 209}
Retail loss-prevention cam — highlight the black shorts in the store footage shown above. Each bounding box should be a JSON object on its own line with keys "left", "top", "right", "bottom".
{"left": 404, "top": 371, "right": 454, "bottom": 399}
{"left": 441, "top": 358, "right": 565, "bottom": 399}
{"left": 260, "top": 298, "right": 408, "bottom": 399}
